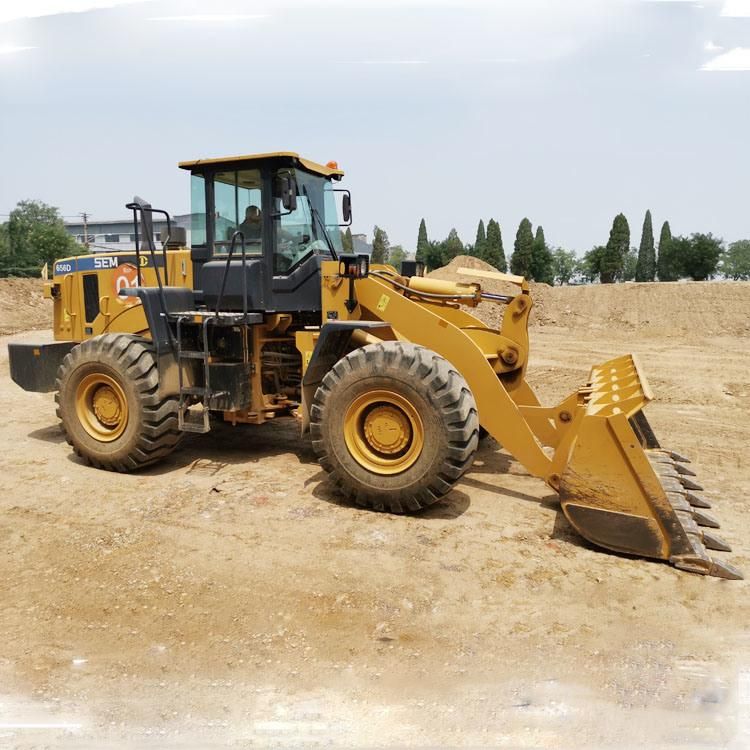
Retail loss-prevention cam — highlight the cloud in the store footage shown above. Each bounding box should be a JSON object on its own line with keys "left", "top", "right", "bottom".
{"left": 702, "top": 47, "right": 750, "bottom": 70}
{"left": 0, "top": 44, "right": 37, "bottom": 54}
{"left": 0, "top": 1, "right": 154, "bottom": 25}
{"left": 148, "top": 14, "right": 270, "bottom": 23}
{"left": 704, "top": 40, "right": 724, "bottom": 51}
{"left": 721, "top": 0, "right": 750, "bottom": 15}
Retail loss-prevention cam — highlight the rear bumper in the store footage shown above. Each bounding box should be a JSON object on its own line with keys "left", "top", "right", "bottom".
{"left": 8, "top": 341, "right": 75, "bottom": 393}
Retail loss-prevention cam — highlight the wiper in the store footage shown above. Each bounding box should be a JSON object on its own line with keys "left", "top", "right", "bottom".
{"left": 303, "top": 185, "right": 338, "bottom": 260}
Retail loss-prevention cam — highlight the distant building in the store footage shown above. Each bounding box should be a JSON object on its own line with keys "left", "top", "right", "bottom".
{"left": 64, "top": 215, "right": 194, "bottom": 252}
{"left": 352, "top": 233, "right": 372, "bottom": 255}
{"left": 65, "top": 218, "right": 374, "bottom": 255}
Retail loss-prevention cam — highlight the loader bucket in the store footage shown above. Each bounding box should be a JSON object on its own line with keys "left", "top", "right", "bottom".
{"left": 558, "top": 355, "right": 742, "bottom": 579}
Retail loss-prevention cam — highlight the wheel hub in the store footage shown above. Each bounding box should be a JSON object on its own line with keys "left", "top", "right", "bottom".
{"left": 92, "top": 385, "right": 122, "bottom": 427}
{"left": 75, "top": 372, "right": 129, "bottom": 442}
{"left": 343, "top": 389, "right": 424, "bottom": 475}
{"left": 363, "top": 405, "right": 411, "bottom": 455}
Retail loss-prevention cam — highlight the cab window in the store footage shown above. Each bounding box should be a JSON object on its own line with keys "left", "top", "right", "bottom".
{"left": 273, "top": 169, "right": 337, "bottom": 274}
{"left": 212, "top": 169, "right": 262, "bottom": 255}
{"left": 273, "top": 190, "right": 315, "bottom": 274}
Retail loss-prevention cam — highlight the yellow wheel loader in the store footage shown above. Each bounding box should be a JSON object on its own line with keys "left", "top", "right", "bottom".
{"left": 8, "top": 152, "right": 740, "bottom": 579}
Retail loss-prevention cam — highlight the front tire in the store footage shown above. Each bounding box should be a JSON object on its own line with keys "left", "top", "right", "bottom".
{"left": 55, "top": 334, "right": 182, "bottom": 471}
{"left": 310, "top": 342, "right": 479, "bottom": 512}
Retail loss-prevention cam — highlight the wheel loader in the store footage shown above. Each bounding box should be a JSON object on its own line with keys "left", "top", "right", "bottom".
{"left": 8, "top": 151, "right": 741, "bottom": 579}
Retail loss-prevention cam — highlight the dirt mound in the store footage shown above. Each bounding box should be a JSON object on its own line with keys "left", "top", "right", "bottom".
{"left": 0, "top": 278, "right": 52, "bottom": 335}
{"left": 544, "top": 281, "right": 750, "bottom": 337}
{"left": 428, "top": 256, "right": 555, "bottom": 328}
{"left": 429, "top": 257, "right": 750, "bottom": 337}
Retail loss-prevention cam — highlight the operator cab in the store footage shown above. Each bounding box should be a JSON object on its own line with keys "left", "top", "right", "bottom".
{"left": 180, "top": 152, "right": 350, "bottom": 315}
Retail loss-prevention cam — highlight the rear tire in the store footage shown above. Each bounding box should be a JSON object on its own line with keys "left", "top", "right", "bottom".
{"left": 310, "top": 342, "right": 479, "bottom": 512}
{"left": 55, "top": 334, "right": 182, "bottom": 471}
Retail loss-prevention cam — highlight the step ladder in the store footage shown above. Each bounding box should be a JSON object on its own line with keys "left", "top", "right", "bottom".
{"left": 175, "top": 313, "right": 236, "bottom": 433}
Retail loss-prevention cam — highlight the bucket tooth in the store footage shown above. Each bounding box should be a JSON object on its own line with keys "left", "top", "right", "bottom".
{"left": 668, "top": 450, "right": 691, "bottom": 464}
{"left": 702, "top": 531, "right": 732, "bottom": 552}
{"left": 680, "top": 477, "right": 704, "bottom": 492}
{"left": 658, "top": 471, "right": 680, "bottom": 483}
{"left": 693, "top": 509, "right": 720, "bottom": 529}
{"left": 673, "top": 463, "right": 698, "bottom": 477}
{"left": 672, "top": 555, "right": 744, "bottom": 580}
{"left": 686, "top": 492, "right": 712, "bottom": 509}
{"left": 649, "top": 454, "right": 673, "bottom": 465}
{"left": 666, "top": 493, "right": 691, "bottom": 512}
{"left": 660, "top": 476, "right": 686, "bottom": 493}
{"left": 707, "top": 559, "right": 744, "bottom": 580}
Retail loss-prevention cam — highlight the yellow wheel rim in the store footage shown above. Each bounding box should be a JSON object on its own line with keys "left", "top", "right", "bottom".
{"left": 343, "top": 389, "right": 424, "bottom": 475}
{"left": 75, "top": 372, "right": 129, "bottom": 442}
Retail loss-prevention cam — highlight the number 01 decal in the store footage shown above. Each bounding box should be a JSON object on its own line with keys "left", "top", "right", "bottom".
{"left": 112, "top": 263, "right": 139, "bottom": 305}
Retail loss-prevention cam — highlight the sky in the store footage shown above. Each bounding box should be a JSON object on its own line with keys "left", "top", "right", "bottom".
{"left": 0, "top": 0, "right": 749, "bottom": 253}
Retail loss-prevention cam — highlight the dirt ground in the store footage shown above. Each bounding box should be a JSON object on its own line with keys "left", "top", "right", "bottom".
{"left": 1, "top": 277, "right": 749, "bottom": 748}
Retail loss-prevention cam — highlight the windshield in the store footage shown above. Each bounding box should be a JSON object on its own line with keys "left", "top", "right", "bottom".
{"left": 273, "top": 169, "right": 342, "bottom": 274}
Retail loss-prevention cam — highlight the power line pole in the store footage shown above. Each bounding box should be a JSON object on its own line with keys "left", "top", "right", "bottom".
{"left": 80, "top": 212, "right": 89, "bottom": 250}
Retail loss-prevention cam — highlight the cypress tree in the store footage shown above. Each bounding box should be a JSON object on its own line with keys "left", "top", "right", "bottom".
{"left": 657, "top": 221, "right": 676, "bottom": 281}
{"left": 416, "top": 218, "right": 429, "bottom": 263}
{"left": 510, "top": 218, "right": 534, "bottom": 277}
{"left": 601, "top": 213, "right": 630, "bottom": 283}
{"left": 635, "top": 210, "right": 655, "bottom": 282}
{"left": 484, "top": 219, "right": 506, "bottom": 271}
{"left": 371, "top": 225, "right": 390, "bottom": 264}
{"left": 530, "top": 225, "right": 554, "bottom": 284}
{"left": 473, "top": 219, "right": 486, "bottom": 259}
{"left": 342, "top": 227, "right": 354, "bottom": 252}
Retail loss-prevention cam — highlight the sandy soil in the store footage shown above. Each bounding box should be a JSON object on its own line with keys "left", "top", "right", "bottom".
{"left": 1, "top": 280, "right": 749, "bottom": 748}
{"left": 0, "top": 279, "right": 52, "bottom": 335}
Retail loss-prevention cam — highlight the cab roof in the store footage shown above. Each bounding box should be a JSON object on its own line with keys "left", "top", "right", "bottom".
{"left": 178, "top": 151, "right": 344, "bottom": 178}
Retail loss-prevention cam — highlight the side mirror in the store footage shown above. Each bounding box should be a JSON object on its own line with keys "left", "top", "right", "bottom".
{"left": 332, "top": 189, "right": 353, "bottom": 226}
{"left": 279, "top": 173, "right": 298, "bottom": 212}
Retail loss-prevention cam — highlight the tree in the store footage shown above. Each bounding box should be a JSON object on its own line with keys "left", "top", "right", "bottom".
{"left": 0, "top": 223, "right": 9, "bottom": 259}
{"left": 416, "top": 218, "right": 429, "bottom": 264}
{"left": 530, "top": 225, "right": 554, "bottom": 284}
{"left": 473, "top": 220, "right": 486, "bottom": 259}
{"left": 657, "top": 221, "right": 677, "bottom": 281}
{"left": 680, "top": 233, "right": 723, "bottom": 281}
{"left": 4, "top": 199, "right": 78, "bottom": 275}
{"left": 552, "top": 248, "right": 577, "bottom": 285}
{"left": 601, "top": 213, "right": 630, "bottom": 283}
{"left": 635, "top": 209, "right": 655, "bottom": 282}
{"left": 722, "top": 240, "right": 750, "bottom": 280}
{"left": 578, "top": 246, "right": 605, "bottom": 283}
{"left": 510, "top": 218, "right": 534, "bottom": 277}
{"left": 342, "top": 227, "right": 354, "bottom": 253}
{"left": 442, "top": 228, "right": 464, "bottom": 262}
{"left": 424, "top": 240, "right": 444, "bottom": 271}
{"left": 388, "top": 245, "right": 407, "bottom": 271}
{"left": 371, "top": 225, "right": 390, "bottom": 264}
{"left": 483, "top": 219, "right": 506, "bottom": 271}
{"left": 622, "top": 248, "right": 638, "bottom": 281}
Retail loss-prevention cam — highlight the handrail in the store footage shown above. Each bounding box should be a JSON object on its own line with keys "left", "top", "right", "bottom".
{"left": 214, "top": 230, "right": 248, "bottom": 320}
{"left": 124, "top": 201, "right": 176, "bottom": 350}
{"left": 125, "top": 202, "right": 172, "bottom": 286}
